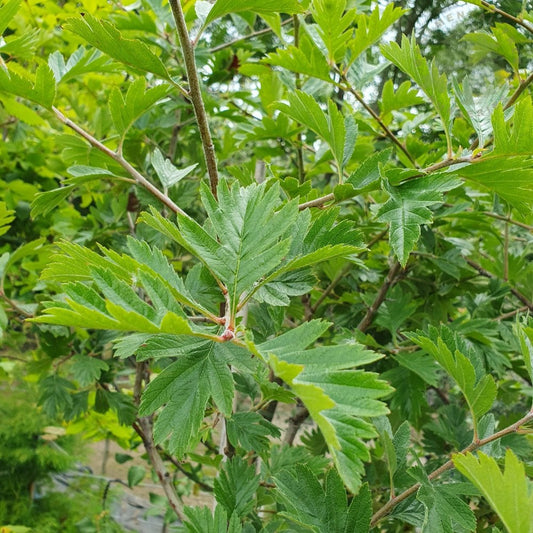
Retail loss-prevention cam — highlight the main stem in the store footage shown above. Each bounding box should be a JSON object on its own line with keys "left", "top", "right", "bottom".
{"left": 169, "top": 0, "right": 219, "bottom": 197}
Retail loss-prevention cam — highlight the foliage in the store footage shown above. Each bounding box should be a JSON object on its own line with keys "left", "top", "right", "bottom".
{"left": 0, "top": 0, "right": 532, "bottom": 531}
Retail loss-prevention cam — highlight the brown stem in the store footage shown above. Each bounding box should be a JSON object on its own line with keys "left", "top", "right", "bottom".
{"left": 473, "top": 0, "right": 533, "bottom": 34}
{"left": 298, "top": 193, "right": 335, "bottom": 210}
{"left": 357, "top": 261, "right": 403, "bottom": 333}
{"left": 52, "top": 107, "right": 185, "bottom": 216}
{"left": 283, "top": 403, "right": 310, "bottom": 446}
{"left": 169, "top": 0, "right": 219, "bottom": 197}
{"left": 208, "top": 17, "right": 293, "bottom": 53}
{"left": 466, "top": 258, "right": 532, "bottom": 311}
{"left": 371, "top": 408, "right": 533, "bottom": 527}
{"left": 132, "top": 363, "right": 185, "bottom": 521}
{"left": 495, "top": 305, "right": 529, "bottom": 321}
{"left": 337, "top": 73, "right": 417, "bottom": 167}
{"left": 482, "top": 211, "right": 533, "bottom": 232}
{"left": 503, "top": 218, "right": 509, "bottom": 282}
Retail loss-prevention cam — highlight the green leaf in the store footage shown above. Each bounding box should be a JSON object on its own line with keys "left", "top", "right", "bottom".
{"left": 226, "top": 412, "right": 281, "bottom": 453}
{"left": 277, "top": 91, "right": 357, "bottom": 174}
{"left": 203, "top": 0, "right": 304, "bottom": 28}
{"left": 349, "top": 4, "right": 406, "bottom": 65}
{"left": 274, "top": 466, "right": 366, "bottom": 532}
{"left": 455, "top": 155, "right": 533, "bottom": 214}
{"left": 311, "top": 0, "right": 356, "bottom": 64}
{"left": 38, "top": 375, "right": 75, "bottom": 418}
{"left": 259, "top": 321, "right": 392, "bottom": 492}
{"left": 264, "top": 38, "right": 332, "bottom": 81}
{"left": 182, "top": 506, "right": 242, "bottom": 533}
{"left": 0, "top": 63, "right": 55, "bottom": 109}
{"left": 492, "top": 96, "right": 533, "bottom": 156}
{"left": 407, "top": 326, "right": 497, "bottom": 433}
{"left": 138, "top": 342, "right": 234, "bottom": 457}
{"left": 377, "top": 174, "right": 461, "bottom": 266}
{"left": 0, "top": 201, "right": 15, "bottom": 237}
{"left": 70, "top": 355, "right": 109, "bottom": 386}
{"left": 453, "top": 450, "right": 533, "bottom": 533}
{"left": 127, "top": 465, "right": 146, "bottom": 488}
{"left": 381, "top": 34, "right": 452, "bottom": 150}
{"left": 452, "top": 76, "right": 507, "bottom": 147}
{"left": 346, "top": 148, "right": 391, "bottom": 192}
{"left": 0, "top": 0, "right": 21, "bottom": 36}
{"left": 380, "top": 80, "right": 425, "bottom": 116}
{"left": 31, "top": 186, "right": 75, "bottom": 218}
{"left": 151, "top": 148, "right": 197, "bottom": 189}
{"left": 64, "top": 13, "right": 171, "bottom": 80}
{"left": 214, "top": 457, "right": 259, "bottom": 518}
{"left": 109, "top": 79, "right": 170, "bottom": 137}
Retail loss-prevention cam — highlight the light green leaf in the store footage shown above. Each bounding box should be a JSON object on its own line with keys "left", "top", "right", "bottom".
{"left": 455, "top": 156, "right": 533, "bottom": 214}
{"left": 0, "top": 201, "right": 15, "bottom": 237}
{"left": 453, "top": 450, "right": 533, "bottom": 533}
{"left": 264, "top": 40, "right": 332, "bottom": 81}
{"left": 109, "top": 79, "right": 170, "bottom": 137}
{"left": 311, "top": 0, "right": 356, "bottom": 64}
{"left": 380, "top": 80, "right": 425, "bottom": 116}
{"left": 492, "top": 96, "right": 533, "bottom": 156}
{"left": 377, "top": 174, "right": 461, "bottom": 267}
{"left": 0, "top": 0, "right": 21, "bottom": 36}
{"left": 381, "top": 34, "right": 452, "bottom": 150}
{"left": 0, "top": 64, "right": 55, "bottom": 109}
{"left": 349, "top": 4, "right": 406, "bottom": 65}
{"left": 277, "top": 90, "right": 356, "bottom": 174}
{"left": 203, "top": 0, "right": 304, "bottom": 28}
{"left": 259, "top": 321, "right": 392, "bottom": 492}
{"left": 151, "top": 148, "right": 197, "bottom": 189}
{"left": 64, "top": 13, "right": 171, "bottom": 80}
{"left": 31, "top": 186, "right": 75, "bottom": 219}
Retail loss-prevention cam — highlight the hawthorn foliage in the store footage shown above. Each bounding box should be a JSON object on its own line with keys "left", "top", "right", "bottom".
{"left": 0, "top": 0, "right": 532, "bottom": 531}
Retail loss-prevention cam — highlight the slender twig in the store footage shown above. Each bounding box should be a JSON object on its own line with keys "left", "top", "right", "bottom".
{"left": 503, "top": 71, "right": 533, "bottom": 110}
{"left": 169, "top": 0, "right": 219, "bottom": 197}
{"left": 52, "top": 107, "right": 185, "bottom": 216}
{"left": 503, "top": 216, "right": 509, "bottom": 282}
{"left": 132, "top": 363, "right": 185, "bottom": 521}
{"left": 471, "top": 0, "right": 533, "bottom": 34}
{"left": 208, "top": 18, "right": 293, "bottom": 53}
{"left": 495, "top": 305, "right": 529, "bottom": 321}
{"left": 481, "top": 211, "right": 533, "bottom": 232}
{"left": 283, "top": 403, "right": 311, "bottom": 446}
{"left": 358, "top": 261, "right": 403, "bottom": 332}
{"left": 337, "top": 72, "right": 417, "bottom": 167}
{"left": 297, "top": 156, "right": 472, "bottom": 211}
{"left": 371, "top": 408, "right": 533, "bottom": 526}
{"left": 0, "top": 289, "right": 33, "bottom": 317}
{"left": 466, "top": 258, "right": 532, "bottom": 310}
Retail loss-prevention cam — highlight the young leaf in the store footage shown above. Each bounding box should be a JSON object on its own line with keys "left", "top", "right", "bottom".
{"left": 381, "top": 34, "right": 452, "bottom": 151}
{"left": 311, "top": 0, "right": 356, "bottom": 64}
{"left": 259, "top": 321, "right": 392, "bottom": 493}
{"left": 0, "top": 202, "right": 15, "bottom": 237}
{"left": 109, "top": 79, "right": 170, "bottom": 138}
{"left": 0, "top": 63, "right": 56, "bottom": 109}
{"left": 453, "top": 450, "right": 533, "bottom": 533}
{"left": 349, "top": 4, "right": 406, "bottom": 65}
{"left": 377, "top": 174, "right": 461, "bottom": 267}
{"left": 151, "top": 148, "right": 197, "bottom": 189}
